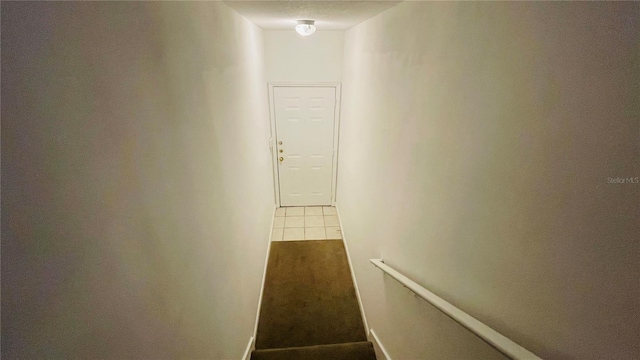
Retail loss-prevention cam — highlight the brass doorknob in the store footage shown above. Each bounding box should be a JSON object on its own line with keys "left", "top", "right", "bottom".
{"left": 279, "top": 157, "right": 284, "bottom": 161}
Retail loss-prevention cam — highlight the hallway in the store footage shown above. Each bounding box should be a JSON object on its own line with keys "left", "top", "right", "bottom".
{"left": 252, "top": 207, "right": 374, "bottom": 358}
{"left": 2, "top": 1, "right": 639, "bottom": 360}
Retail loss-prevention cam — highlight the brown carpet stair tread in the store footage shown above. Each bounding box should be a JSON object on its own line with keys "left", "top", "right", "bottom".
{"left": 250, "top": 341, "right": 377, "bottom": 360}
{"left": 255, "top": 240, "right": 368, "bottom": 349}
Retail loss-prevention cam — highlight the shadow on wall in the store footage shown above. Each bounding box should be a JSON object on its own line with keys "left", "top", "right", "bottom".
{"left": 1, "top": 1, "right": 273, "bottom": 359}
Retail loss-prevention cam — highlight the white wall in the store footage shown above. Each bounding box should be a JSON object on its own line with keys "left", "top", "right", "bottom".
{"left": 338, "top": 2, "right": 639, "bottom": 360}
{"left": 264, "top": 30, "right": 344, "bottom": 83}
{"left": 2, "top": 2, "right": 273, "bottom": 358}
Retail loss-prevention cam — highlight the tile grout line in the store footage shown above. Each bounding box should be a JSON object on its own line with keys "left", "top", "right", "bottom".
{"left": 276, "top": 207, "right": 339, "bottom": 241}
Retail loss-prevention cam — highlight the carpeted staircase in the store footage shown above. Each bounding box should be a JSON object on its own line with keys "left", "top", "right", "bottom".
{"left": 251, "top": 240, "right": 376, "bottom": 360}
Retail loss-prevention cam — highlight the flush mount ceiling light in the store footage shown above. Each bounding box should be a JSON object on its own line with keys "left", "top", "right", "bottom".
{"left": 295, "top": 20, "right": 316, "bottom": 36}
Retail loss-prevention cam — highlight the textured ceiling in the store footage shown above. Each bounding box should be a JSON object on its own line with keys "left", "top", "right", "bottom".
{"left": 224, "top": 1, "right": 402, "bottom": 30}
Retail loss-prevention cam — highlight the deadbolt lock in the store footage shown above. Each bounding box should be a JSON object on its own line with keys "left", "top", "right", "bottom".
{"left": 279, "top": 149, "right": 283, "bottom": 153}
{"left": 278, "top": 141, "right": 283, "bottom": 145}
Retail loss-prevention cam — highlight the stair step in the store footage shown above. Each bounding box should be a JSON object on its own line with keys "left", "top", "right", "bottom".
{"left": 251, "top": 341, "right": 377, "bottom": 360}
{"left": 256, "top": 240, "right": 367, "bottom": 349}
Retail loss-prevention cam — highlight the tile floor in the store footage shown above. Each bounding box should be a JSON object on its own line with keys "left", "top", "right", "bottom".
{"left": 272, "top": 206, "right": 342, "bottom": 241}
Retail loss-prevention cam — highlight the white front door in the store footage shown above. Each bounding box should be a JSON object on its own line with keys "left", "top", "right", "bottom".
{"left": 274, "top": 86, "right": 337, "bottom": 206}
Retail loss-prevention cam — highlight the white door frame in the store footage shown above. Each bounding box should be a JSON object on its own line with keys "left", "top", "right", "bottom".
{"left": 268, "top": 82, "right": 342, "bottom": 207}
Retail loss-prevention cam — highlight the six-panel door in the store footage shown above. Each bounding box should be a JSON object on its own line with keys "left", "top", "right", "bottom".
{"left": 274, "top": 86, "right": 336, "bottom": 206}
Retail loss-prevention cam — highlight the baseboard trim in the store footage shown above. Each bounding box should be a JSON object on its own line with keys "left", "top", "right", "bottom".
{"left": 335, "top": 203, "right": 370, "bottom": 338}
{"left": 242, "top": 336, "right": 254, "bottom": 360}
{"left": 251, "top": 205, "right": 277, "bottom": 349}
{"left": 370, "top": 329, "right": 392, "bottom": 360}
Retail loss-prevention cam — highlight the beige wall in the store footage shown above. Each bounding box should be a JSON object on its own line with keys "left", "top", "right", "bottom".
{"left": 264, "top": 30, "right": 344, "bottom": 83}
{"left": 338, "top": 2, "right": 639, "bottom": 360}
{"left": 1, "top": 2, "right": 273, "bottom": 358}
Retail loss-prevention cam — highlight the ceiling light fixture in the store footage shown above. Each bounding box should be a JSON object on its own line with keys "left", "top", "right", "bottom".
{"left": 295, "top": 20, "right": 316, "bottom": 36}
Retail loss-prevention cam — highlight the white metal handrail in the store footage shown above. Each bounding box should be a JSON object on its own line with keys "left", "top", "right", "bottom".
{"left": 370, "top": 259, "right": 542, "bottom": 360}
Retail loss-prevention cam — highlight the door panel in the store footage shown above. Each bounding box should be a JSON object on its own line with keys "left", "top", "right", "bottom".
{"left": 274, "top": 86, "right": 336, "bottom": 206}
